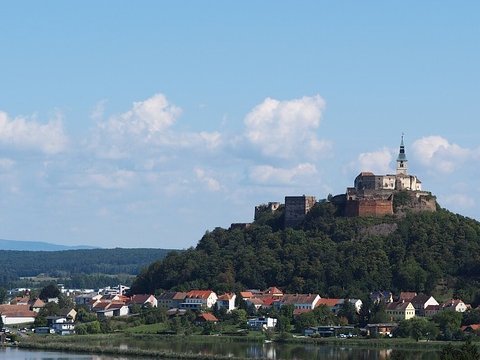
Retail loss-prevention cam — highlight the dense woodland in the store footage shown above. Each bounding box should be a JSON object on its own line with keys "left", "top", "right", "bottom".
{"left": 0, "top": 248, "right": 171, "bottom": 288}
{"left": 131, "top": 198, "right": 480, "bottom": 305}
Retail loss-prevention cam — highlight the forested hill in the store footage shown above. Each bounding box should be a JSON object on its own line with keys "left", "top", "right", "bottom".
{"left": 131, "top": 201, "right": 480, "bottom": 305}
{"left": 0, "top": 248, "right": 172, "bottom": 287}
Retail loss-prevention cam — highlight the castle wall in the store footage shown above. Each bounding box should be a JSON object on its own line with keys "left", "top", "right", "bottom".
{"left": 345, "top": 199, "right": 393, "bottom": 217}
{"left": 285, "top": 195, "right": 316, "bottom": 228}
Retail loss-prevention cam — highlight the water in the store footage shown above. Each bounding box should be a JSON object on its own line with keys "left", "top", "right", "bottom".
{"left": 0, "top": 347, "right": 114, "bottom": 359}
{"left": 0, "top": 343, "right": 440, "bottom": 360}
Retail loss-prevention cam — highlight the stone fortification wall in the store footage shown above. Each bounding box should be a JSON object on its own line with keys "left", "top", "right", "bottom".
{"left": 284, "top": 195, "right": 316, "bottom": 228}
{"left": 345, "top": 199, "right": 393, "bottom": 217}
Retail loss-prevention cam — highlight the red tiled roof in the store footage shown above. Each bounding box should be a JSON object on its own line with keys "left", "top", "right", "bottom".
{"left": 29, "top": 298, "right": 46, "bottom": 308}
{"left": 187, "top": 290, "right": 214, "bottom": 299}
{"left": 92, "top": 301, "right": 111, "bottom": 311}
{"left": 0, "top": 304, "right": 36, "bottom": 318}
{"left": 240, "top": 291, "right": 254, "bottom": 299}
{"left": 281, "top": 294, "right": 320, "bottom": 306}
{"left": 218, "top": 293, "right": 235, "bottom": 301}
{"left": 293, "top": 308, "right": 313, "bottom": 316}
{"left": 399, "top": 292, "right": 417, "bottom": 302}
{"left": 246, "top": 298, "right": 264, "bottom": 306}
{"left": 11, "top": 296, "right": 30, "bottom": 305}
{"left": 461, "top": 324, "right": 480, "bottom": 332}
{"left": 261, "top": 297, "right": 276, "bottom": 307}
{"left": 130, "top": 294, "right": 152, "bottom": 304}
{"left": 264, "top": 287, "right": 283, "bottom": 295}
{"left": 316, "top": 298, "right": 341, "bottom": 307}
{"left": 197, "top": 313, "right": 218, "bottom": 322}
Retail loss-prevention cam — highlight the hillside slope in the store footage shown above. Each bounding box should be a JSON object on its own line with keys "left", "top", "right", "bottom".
{"left": 131, "top": 202, "right": 480, "bottom": 305}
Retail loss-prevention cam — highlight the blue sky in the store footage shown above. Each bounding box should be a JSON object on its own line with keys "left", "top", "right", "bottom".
{"left": 0, "top": 2, "right": 479, "bottom": 248}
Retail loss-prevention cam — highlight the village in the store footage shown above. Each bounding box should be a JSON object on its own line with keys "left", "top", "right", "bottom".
{"left": 1, "top": 283, "right": 478, "bottom": 342}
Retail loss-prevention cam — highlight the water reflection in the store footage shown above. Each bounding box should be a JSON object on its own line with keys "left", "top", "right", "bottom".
{"left": 0, "top": 339, "right": 441, "bottom": 360}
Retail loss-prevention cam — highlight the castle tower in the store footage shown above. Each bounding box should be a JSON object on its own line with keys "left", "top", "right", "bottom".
{"left": 396, "top": 134, "right": 408, "bottom": 175}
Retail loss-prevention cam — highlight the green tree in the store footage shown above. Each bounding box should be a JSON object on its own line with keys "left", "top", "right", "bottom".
{"left": 276, "top": 315, "right": 291, "bottom": 333}
{"left": 440, "top": 340, "right": 480, "bottom": 360}
{"left": 294, "top": 311, "right": 316, "bottom": 333}
{"left": 39, "top": 284, "right": 60, "bottom": 301}
{"left": 230, "top": 309, "right": 248, "bottom": 327}
{"left": 86, "top": 320, "right": 101, "bottom": 334}
{"left": 337, "top": 300, "right": 358, "bottom": 325}
{"left": 434, "top": 310, "right": 463, "bottom": 340}
{"left": 0, "top": 287, "right": 6, "bottom": 304}
{"left": 58, "top": 293, "right": 74, "bottom": 309}
{"left": 76, "top": 307, "right": 97, "bottom": 323}
{"left": 33, "top": 315, "right": 47, "bottom": 327}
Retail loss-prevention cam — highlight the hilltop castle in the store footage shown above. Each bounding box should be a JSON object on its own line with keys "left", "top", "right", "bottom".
{"left": 332, "top": 135, "right": 435, "bottom": 217}
{"left": 242, "top": 136, "right": 436, "bottom": 230}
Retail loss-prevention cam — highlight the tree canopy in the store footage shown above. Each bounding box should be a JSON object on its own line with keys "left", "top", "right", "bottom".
{"left": 131, "top": 202, "right": 480, "bottom": 303}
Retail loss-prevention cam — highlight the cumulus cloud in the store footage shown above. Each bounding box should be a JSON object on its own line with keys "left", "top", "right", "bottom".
{"left": 412, "top": 136, "right": 470, "bottom": 173}
{"left": 0, "top": 111, "right": 68, "bottom": 154}
{"left": 355, "top": 147, "right": 393, "bottom": 174}
{"left": 195, "top": 168, "right": 222, "bottom": 192}
{"left": 249, "top": 163, "right": 317, "bottom": 185}
{"left": 99, "top": 93, "right": 181, "bottom": 141}
{"left": 244, "top": 95, "right": 330, "bottom": 159}
{"left": 90, "top": 93, "right": 222, "bottom": 157}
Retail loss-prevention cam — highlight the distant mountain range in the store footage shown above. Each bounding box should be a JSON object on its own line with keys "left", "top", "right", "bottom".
{"left": 0, "top": 238, "right": 98, "bottom": 251}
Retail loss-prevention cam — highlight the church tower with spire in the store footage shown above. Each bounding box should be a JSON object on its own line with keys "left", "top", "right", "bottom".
{"left": 396, "top": 134, "right": 408, "bottom": 175}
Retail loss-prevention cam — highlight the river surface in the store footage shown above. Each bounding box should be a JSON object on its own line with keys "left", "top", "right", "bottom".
{"left": 0, "top": 342, "right": 440, "bottom": 360}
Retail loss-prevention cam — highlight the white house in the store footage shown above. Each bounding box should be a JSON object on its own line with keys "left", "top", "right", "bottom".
{"left": 247, "top": 317, "right": 277, "bottom": 330}
{"left": 181, "top": 290, "right": 218, "bottom": 310}
{"left": 47, "top": 316, "right": 75, "bottom": 335}
{"left": 216, "top": 293, "right": 236, "bottom": 313}
{"left": 443, "top": 299, "right": 467, "bottom": 313}
{"left": 0, "top": 305, "right": 36, "bottom": 325}
{"left": 96, "top": 304, "right": 129, "bottom": 318}
{"left": 385, "top": 302, "right": 416, "bottom": 321}
{"left": 411, "top": 294, "right": 439, "bottom": 316}
{"left": 275, "top": 294, "right": 321, "bottom": 311}
{"left": 129, "top": 294, "right": 158, "bottom": 308}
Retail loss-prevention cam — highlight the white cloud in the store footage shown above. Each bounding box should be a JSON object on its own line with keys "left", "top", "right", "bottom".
{"left": 0, "top": 111, "right": 68, "bottom": 154}
{"left": 412, "top": 135, "right": 470, "bottom": 173}
{"left": 244, "top": 95, "right": 330, "bottom": 159}
{"left": 249, "top": 163, "right": 317, "bottom": 185}
{"left": 195, "top": 168, "right": 222, "bottom": 192}
{"left": 354, "top": 147, "right": 393, "bottom": 174}
{"left": 90, "top": 93, "right": 223, "bottom": 158}
{"left": 83, "top": 169, "right": 136, "bottom": 189}
{"left": 100, "top": 93, "right": 181, "bottom": 141}
{"left": 441, "top": 193, "right": 475, "bottom": 209}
